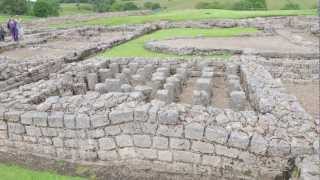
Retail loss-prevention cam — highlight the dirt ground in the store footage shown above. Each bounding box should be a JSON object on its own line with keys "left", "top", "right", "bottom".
{"left": 0, "top": 31, "right": 126, "bottom": 61}
{"left": 151, "top": 35, "right": 318, "bottom": 55}
{"left": 284, "top": 81, "right": 320, "bottom": 120}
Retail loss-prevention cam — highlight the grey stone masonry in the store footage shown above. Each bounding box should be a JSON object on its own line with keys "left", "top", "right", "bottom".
{"left": 99, "top": 68, "right": 113, "bottom": 82}
{"left": 33, "top": 112, "right": 48, "bottom": 127}
{"left": 87, "top": 73, "right": 98, "bottom": 91}
{"left": 109, "top": 109, "right": 133, "bottom": 124}
{"left": 105, "top": 79, "right": 122, "bottom": 92}
{"left": 230, "top": 91, "right": 246, "bottom": 111}
{"left": 48, "top": 112, "right": 64, "bottom": 128}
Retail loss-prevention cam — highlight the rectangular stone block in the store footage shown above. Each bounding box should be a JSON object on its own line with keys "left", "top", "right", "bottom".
{"left": 191, "top": 141, "right": 215, "bottom": 153}
{"left": 133, "top": 135, "right": 152, "bottom": 148}
{"left": 136, "top": 148, "right": 157, "bottom": 160}
{"left": 87, "top": 73, "right": 98, "bottom": 91}
{"left": 134, "top": 104, "right": 150, "bottom": 122}
{"left": 91, "top": 114, "right": 109, "bottom": 128}
{"left": 109, "top": 109, "right": 133, "bottom": 124}
{"left": 170, "top": 138, "right": 190, "bottom": 150}
{"left": 158, "top": 110, "right": 179, "bottom": 125}
{"left": 4, "top": 111, "right": 22, "bottom": 122}
{"left": 153, "top": 136, "right": 168, "bottom": 150}
{"left": 76, "top": 114, "right": 90, "bottom": 129}
{"left": 202, "top": 155, "right": 221, "bottom": 167}
{"left": 105, "top": 79, "right": 121, "bottom": 92}
{"left": 41, "top": 128, "right": 58, "bottom": 137}
{"left": 116, "top": 134, "right": 133, "bottom": 147}
{"left": 64, "top": 114, "right": 75, "bottom": 129}
{"left": 8, "top": 123, "right": 25, "bottom": 135}
{"left": 173, "top": 151, "right": 200, "bottom": 163}
{"left": 48, "top": 112, "right": 64, "bottom": 128}
{"left": 33, "top": 112, "right": 48, "bottom": 127}
{"left": 79, "top": 150, "right": 98, "bottom": 161}
{"left": 205, "top": 125, "right": 229, "bottom": 144}
{"left": 21, "top": 111, "right": 35, "bottom": 125}
{"left": 88, "top": 129, "right": 105, "bottom": 138}
{"left": 99, "top": 137, "right": 116, "bottom": 150}
{"left": 0, "top": 107, "right": 6, "bottom": 120}
{"left": 185, "top": 123, "right": 204, "bottom": 140}
{"left": 119, "top": 147, "right": 136, "bottom": 159}
{"left": 98, "top": 150, "right": 119, "bottom": 161}
{"left": 158, "top": 150, "right": 172, "bottom": 162}
{"left": 99, "top": 68, "right": 113, "bottom": 82}
{"left": 104, "top": 125, "right": 121, "bottom": 136}
{"left": 25, "top": 126, "right": 42, "bottom": 137}
{"left": 157, "top": 124, "right": 183, "bottom": 138}
{"left": 0, "top": 120, "right": 7, "bottom": 130}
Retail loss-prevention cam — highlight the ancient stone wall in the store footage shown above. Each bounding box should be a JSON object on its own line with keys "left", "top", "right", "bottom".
{"left": 0, "top": 57, "right": 318, "bottom": 179}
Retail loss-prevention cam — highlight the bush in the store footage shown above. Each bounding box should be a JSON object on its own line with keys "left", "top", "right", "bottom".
{"left": 195, "top": 1, "right": 222, "bottom": 9}
{"left": 33, "top": 0, "right": 60, "bottom": 17}
{"left": 110, "top": 1, "right": 139, "bottom": 11}
{"left": 122, "top": 2, "right": 139, "bottom": 10}
{"left": 232, "top": 0, "right": 267, "bottom": 10}
{"left": 90, "top": 0, "right": 115, "bottom": 12}
{"left": 144, "top": 2, "right": 161, "bottom": 10}
{"left": 0, "top": 0, "right": 29, "bottom": 15}
{"left": 281, "top": 1, "right": 300, "bottom": 10}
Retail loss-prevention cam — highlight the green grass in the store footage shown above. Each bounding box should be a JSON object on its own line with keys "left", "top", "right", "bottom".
{"left": 102, "top": 27, "right": 258, "bottom": 58}
{"left": 0, "top": 163, "right": 85, "bottom": 180}
{"left": 0, "top": 15, "right": 35, "bottom": 24}
{"left": 60, "top": 3, "right": 94, "bottom": 16}
{"left": 130, "top": 0, "right": 317, "bottom": 10}
{"left": 55, "top": 9, "right": 316, "bottom": 28}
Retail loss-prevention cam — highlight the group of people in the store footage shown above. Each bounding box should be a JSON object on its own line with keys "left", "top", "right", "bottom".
{"left": 0, "top": 18, "right": 24, "bottom": 42}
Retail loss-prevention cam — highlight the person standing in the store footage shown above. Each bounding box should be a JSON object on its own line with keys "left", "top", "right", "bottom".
{"left": 7, "top": 18, "right": 19, "bottom": 42}
{"left": 16, "top": 18, "right": 24, "bottom": 40}
{"left": 0, "top": 25, "right": 5, "bottom": 42}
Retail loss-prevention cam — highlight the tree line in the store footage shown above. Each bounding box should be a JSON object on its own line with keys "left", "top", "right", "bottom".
{"left": 0, "top": 0, "right": 161, "bottom": 17}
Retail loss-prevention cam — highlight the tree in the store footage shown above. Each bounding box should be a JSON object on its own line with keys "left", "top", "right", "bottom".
{"left": 0, "top": 0, "right": 29, "bottom": 15}
{"left": 33, "top": 0, "right": 60, "bottom": 17}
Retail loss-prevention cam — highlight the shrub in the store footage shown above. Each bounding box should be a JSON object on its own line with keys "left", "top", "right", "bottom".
{"left": 144, "top": 2, "right": 161, "bottom": 10}
{"left": 33, "top": 0, "right": 60, "bottom": 17}
{"left": 232, "top": 0, "right": 267, "bottom": 10}
{"left": 0, "top": 0, "right": 29, "bottom": 15}
{"left": 110, "top": 1, "right": 139, "bottom": 11}
{"left": 281, "top": 1, "right": 300, "bottom": 10}
{"left": 90, "top": 0, "right": 115, "bottom": 12}
{"left": 122, "top": 2, "right": 139, "bottom": 10}
{"left": 195, "top": 1, "right": 222, "bottom": 9}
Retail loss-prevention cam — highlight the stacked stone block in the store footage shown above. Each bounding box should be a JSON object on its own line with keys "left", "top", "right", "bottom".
{"left": 192, "top": 66, "right": 214, "bottom": 106}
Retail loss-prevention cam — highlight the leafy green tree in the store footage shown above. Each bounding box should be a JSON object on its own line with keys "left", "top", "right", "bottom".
{"left": 0, "top": 0, "right": 29, "bottom": 15}
{"left": 144, "top": 2, "right": 161, "bottom": 10}
{"left": 33, "top": 0, "right": 60, "bottom": 17}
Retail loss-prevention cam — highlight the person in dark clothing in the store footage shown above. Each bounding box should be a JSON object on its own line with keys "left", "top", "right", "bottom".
{"left": 0, "top": 25, "right": 5, "bottom": 42}
{"left": 7, "top": 18, "right": 18, "bottom": 42}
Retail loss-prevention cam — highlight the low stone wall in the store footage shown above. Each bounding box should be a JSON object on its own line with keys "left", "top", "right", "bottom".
{"left": 244, "top": 55, "right": 320, "bottom": 81}
{"left": 0, "top": 25, "right": 158, "bottom": 92}
{"left": 0, "top": 57, "right": 318, "bottom": 179}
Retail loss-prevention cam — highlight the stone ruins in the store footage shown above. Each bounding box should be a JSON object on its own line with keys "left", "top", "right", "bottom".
{"left": 0, "top": 15, "right": 319, "bottom": 179}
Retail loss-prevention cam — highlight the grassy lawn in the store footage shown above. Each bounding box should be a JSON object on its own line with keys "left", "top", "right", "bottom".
{"left": 60, "top": 3, "right": 94, "bottom": 16}
{"left": 102, "top": 27, "right": 258, "bottom": 58}
{"left": 0, "top": 163, "right": 85, "bottom": 180}
{"left": 68, "top": 9, "right": 316, "bottom": 28}
{"left": 0, "top": 15, "right": 35, "bottom": 24}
